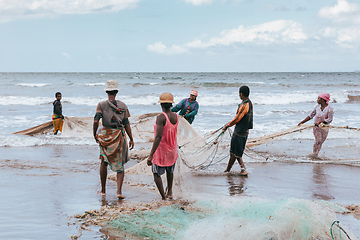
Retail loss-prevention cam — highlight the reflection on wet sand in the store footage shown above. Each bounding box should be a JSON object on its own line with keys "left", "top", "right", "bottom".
{"left": 312, "top": 164, "right": 334, "bottom": 200}
{"left": 226, "top": 174, "right": 247, "bottom": 196}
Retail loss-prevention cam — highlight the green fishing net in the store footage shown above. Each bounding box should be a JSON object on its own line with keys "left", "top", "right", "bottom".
{"left": 106, "top": 198, "right": 348, "bottom": 240}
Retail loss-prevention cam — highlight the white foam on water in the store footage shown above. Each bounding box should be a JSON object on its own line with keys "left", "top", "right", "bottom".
{"left": 65, "top": 96, "right": 103, "bottom": 106}
{"left": 83, "top": 82, "right": 105, "bottom": 86}
{"left": 16, "top": 83, "right": 48, "bottom": 87}
{"left": 0, "top": 134, "right": 96, "bottom": 147}
{"left": 0, "top": 96, "right": 52, "bottom": 106}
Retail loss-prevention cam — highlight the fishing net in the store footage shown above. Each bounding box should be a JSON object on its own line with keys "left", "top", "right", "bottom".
{"left": 101, "top": 198, "right": 355, "bottom": 240}
{"left": 13, "top": 116, "right": 94, "bottom": 137}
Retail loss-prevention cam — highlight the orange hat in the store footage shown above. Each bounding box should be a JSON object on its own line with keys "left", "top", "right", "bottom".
{"left": 158, "top": 92, "right": 174, "bottom": 103}
{"left": 190, "top": 90, "right": 198, "bottom": 96}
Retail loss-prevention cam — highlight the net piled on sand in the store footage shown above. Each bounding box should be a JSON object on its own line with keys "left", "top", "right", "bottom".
{"left": 74, "top": 198, "right": 356, "bottom": 240}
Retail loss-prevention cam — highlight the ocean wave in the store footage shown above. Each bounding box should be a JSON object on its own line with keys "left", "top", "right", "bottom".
{"left": 16, "top": 83, "right": 48, "bottom": 87}
{"left": 0, "top": 134, "right": 96, "bottom": 147}
{"left": 161, "top": 76, "right": 183, "bottom": 80}
{"left": 84, "top": 83, "right": 105, "bottom": 86}
{"left": 0, "top": 96, "right": 52, "bottom": 106}
{"left": 0, "top": 90, "right": 351, "bottom": 107}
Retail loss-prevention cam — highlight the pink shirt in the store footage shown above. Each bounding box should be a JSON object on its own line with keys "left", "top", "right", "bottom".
{"left": 152, "top": 113, "right": 179, "bottom": 167}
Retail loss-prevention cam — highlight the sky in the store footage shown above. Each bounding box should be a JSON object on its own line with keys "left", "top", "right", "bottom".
{"left": 0, "top": 0, "right": 360, "bottom": 72}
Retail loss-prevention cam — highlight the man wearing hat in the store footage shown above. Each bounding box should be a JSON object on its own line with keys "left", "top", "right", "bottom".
{"left": 147, "top": 92, "right": 179, "bottom": 200}
{"left": 93, "top": 80, "right": 134, "bottom": 199}
{"left": 171, "top": 90, "right": 199, "bottom": 124}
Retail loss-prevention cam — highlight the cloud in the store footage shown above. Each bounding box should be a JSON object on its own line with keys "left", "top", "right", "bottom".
{"left": 0, "top": 0, "right": 139, "bottom": 23}
{"left": 184, "top": 0, "right": 214, "bottom": 6}
{"left": 61, "top": 52, "right": 71, "bottom": 59}
{"left": 147, "top": 42, "right": 188, "bottom": 55}
{"left": 318, "top": 0, "right": 360, "bottom": 24}
{"left": 318, "top": 0, "right": 360, "bottom": 47}
{"left": 148, "top": 20, "right": 307, "bottom": 55}
{"left": 322, "top": 27, "right": 360, "bottom": 48}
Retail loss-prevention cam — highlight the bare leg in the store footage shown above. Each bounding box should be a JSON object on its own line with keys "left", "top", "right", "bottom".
{"left": 116, "top": 171, "right": 125, "bottom": 199}
{"left": 236, "top": 157, "right": 246, "bottom": 169}
{"left": 153, "top": 173, "right": 166, "bottom": 200}
{"left": 237, "top": 157, "right": 248, "bottom": 175}
{"left": 165, "top": 172, "right": 174, "bottom": 199}
{"left": 100, "top": 159, "right": 108, "bottom": 195}
{"left": 224, "top": 154, "right": 236, "bottom": 172}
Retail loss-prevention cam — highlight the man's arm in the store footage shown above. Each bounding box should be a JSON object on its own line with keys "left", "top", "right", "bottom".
{"left": 171, "top": 99, "right": 185, "bottom": 112}
{"left": 222, "top": 102, "right": 249, "bottom": 131}
{"left": 124, "top": 122, "right": 134, "bottom": 150}
{"left": 298, "top": 116, "right": 311, "bottom": 126}
{"left": 93, "top": 120, "right": 99, "bottom": 142}
{"left": 323, "top": 107, "right": 334, "bottom": 124}
{"left": 93, "top": 104, "right": 102, "bottom": 142}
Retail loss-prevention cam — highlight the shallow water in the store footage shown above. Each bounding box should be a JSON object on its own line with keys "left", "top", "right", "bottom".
{"left": 0, "top": 145, "right": 359, "bottom": 239}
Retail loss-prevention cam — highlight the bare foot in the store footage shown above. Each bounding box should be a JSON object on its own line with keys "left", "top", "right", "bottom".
{"left": 165, "top": 187, "right": 173, "bottom": 200}
{"left": 97, "top": 191, "right": 106, "bottom": 196}
{"left": 309, "top": 153, "right": 320, "bottom": 160}
{"left": 117, "top": 194, "right": 126, "bottom": 199}
{"left": 239, "top": 170, "right": 249, "bottom": 176}
{"left": 224, "top": 169, "right": 230, "bottom": 173}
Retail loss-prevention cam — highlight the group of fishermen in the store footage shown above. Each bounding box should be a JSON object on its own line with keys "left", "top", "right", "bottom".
{"left": 53, "top": 79, "right": 333, "bottom": 200}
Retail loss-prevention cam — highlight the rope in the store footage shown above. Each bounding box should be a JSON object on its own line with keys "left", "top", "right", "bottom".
{"left": 245, "top": 147, "right": 269, "bottom": 161}
{"left": 178, "top": 123, "right": 360, "bottom": 171}
{"left": 330, "top": 220, "right": 351, "bottom": 240}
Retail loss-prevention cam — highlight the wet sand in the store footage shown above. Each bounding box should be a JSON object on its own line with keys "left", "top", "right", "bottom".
{"left": 0, "top": 145, "right": 359, "bottom": 239}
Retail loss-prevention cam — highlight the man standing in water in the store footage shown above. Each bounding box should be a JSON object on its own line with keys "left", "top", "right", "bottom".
{"left": 147, "top": 92, "right": 179, "bottom": 200}
{"left": 52, "top": 92, "right": 64, "bottom": 135}
{"left": 171, "top": 90, "right": 199, "bottom": 124}
{"left": 298, "top": 93, "right": 334, "bottom": 157}
{"left": 93, "top": 80, "right": 134, "bottom": 199}
{"left": 223, "top": 86, "right": 253, "bottom": 175}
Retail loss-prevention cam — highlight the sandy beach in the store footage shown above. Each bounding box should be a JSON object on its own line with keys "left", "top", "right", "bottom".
{"left": 1, "top": 144, "right": 359, "bottom": 239}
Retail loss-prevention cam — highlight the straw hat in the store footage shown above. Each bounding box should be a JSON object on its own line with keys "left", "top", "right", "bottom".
{"left": 158, "top": 92, "right": 174, "bottom": 103}
{"left": 104, "top": 80, "right": 119, "bottom": 91}
{"left": 190, "top": 89, "right": 198, "bottom": 96}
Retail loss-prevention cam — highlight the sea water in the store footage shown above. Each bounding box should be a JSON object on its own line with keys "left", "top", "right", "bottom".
{"left": 0, "top": 72, "right": 360, "bottom": 239}
{"left": 1, "top": 72, "right": 359, "bottom": 145}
